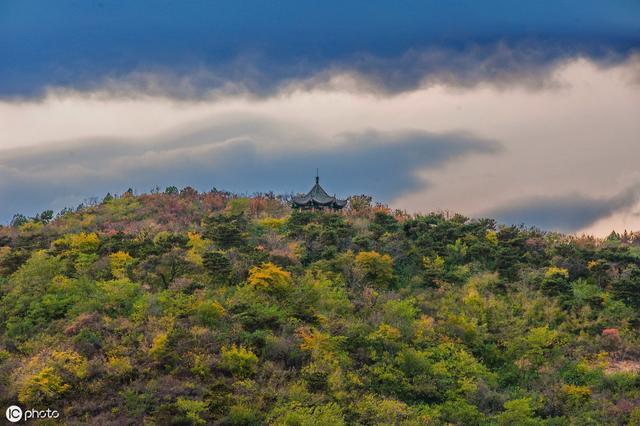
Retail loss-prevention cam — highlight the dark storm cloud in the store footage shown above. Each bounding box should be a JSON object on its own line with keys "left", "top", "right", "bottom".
{"left": 0, "top": 0, "right": 638, "bottom": 98}
{"left": 488, "top": 185, "right": 640, "bottom": 232}
{"left": 0, "top": 117, "right": 501, "bottom": 223}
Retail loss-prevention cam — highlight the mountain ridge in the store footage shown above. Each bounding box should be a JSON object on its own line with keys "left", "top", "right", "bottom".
{"left": 1, "top": 189, "right": 639, "bottom": 424}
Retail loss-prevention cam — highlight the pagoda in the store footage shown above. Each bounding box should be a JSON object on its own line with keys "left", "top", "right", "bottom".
{"left": 292, "top": 174, "right": 347, "bottom": 210}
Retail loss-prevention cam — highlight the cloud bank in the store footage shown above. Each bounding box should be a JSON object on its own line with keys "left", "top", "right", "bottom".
{"left": 1, "top": 1, "right": 638, "bottom": 99}
{"left": 488, "top": 185, "right": 640, "bottom": 233}
{"left": 0, "top": 117, "right": 500, "bottom": 223}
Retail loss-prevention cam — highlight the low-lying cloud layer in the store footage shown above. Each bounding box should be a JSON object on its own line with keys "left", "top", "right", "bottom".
{"left": 487, "top": 185, "right": 640, "bottom": 233}
{"left": 0, "top": 117, "right": 500, "bottom": 223}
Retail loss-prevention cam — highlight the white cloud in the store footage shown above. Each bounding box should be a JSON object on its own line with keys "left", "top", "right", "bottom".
{"left": 1, "top": 57, "right": 639, "bottom": 235}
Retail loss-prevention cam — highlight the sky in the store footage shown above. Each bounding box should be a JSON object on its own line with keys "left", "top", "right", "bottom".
{"left": 1, "top": 1, "right": 639, "bottom": 235}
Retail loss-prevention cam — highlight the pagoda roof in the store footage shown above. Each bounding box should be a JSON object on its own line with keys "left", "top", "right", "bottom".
{"left": 292, "top": 176, "right": 347, "bottom": 209}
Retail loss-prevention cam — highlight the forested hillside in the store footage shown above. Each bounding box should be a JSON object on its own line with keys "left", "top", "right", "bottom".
{"left": 1, "top": 188, "right": 639, "bottom": 425}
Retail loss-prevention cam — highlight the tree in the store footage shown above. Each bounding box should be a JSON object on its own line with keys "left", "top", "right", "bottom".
{"left": 370, "top": 211, "right": 399, "bottom": 239}
{"left": 203, "top": 251, "right": 232, "bottom": 284}
{"left": 1, "top": 189, "right": 639, "bottom": 425}
{"left": 495, "top": 226, "right": 528, "bottom": 280}
{"left": 164, "top": 186, "right": 179, "bottom": 195}
{"left": 247, "top": 262, "right": 292, "bottom": 294}
{"left": 203, "top": 213, "right": 248, "bottom": 249}
{"left": 348, "top": 194, "right": 372, "bottom": 213}
{"left": 541, "top": 266, "right": 571, "bottom": 297}
{"left": 611, "top": 264, "right": 640, "bottom": 309}
{"left": 355, "top": 251, "right": 394, "bottom": 288}
{"left": 32, "top": 210, "right": 54, "bottom": 224}
{"left": 10, "top": 213, "right": 28, "bottom": 228}
{"left": 180, "top": 186, "right": 198, "bottom": 198}
{"left": 423, "top": 255, "right": 445, "bottom": 285}
{"left": 136, "top": 248, "right": 193, "bottom": 289}
{"left": 0, "top": 249, "right": 31, "bottom": 275}
{"left": 109, "top": 251, "right": 134, "bottom": 279}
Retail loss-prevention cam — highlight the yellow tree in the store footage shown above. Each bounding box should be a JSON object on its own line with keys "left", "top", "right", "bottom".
{"left": 355, "top": 251, "right": 394, "bottom": 289}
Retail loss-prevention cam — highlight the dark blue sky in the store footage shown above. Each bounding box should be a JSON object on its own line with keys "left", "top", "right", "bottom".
{"left": 1, "top": 0, "right": 638, "bottom": 97}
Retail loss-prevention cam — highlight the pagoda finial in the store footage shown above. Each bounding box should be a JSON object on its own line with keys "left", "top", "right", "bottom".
{"left": 316, "top": 168, "right": 319, "bottom": 184}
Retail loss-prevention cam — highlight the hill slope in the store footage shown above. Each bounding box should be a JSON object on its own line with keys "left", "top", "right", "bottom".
{"left": 1, "top": 189, "right": 639, "bottom": 425}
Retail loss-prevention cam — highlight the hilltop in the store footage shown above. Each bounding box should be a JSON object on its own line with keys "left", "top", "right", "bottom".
{"left": 1, "top": 188, "right": 639, "bottom": 425}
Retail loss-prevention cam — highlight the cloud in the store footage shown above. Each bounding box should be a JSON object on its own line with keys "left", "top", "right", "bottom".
{"left": 487, "top": 185, "right": 640, "bottom": 232}
{"left": 0, "top": 116, "right": 500, "bottom": 223}
{"left": 1, "top": 1, "right": 638, "bottom": 99}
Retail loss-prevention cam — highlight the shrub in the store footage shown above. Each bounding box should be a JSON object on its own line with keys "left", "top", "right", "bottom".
{"left": 353, "top": 394, "right": 410, "bottom": 425}
{"left": 496, "top": 398, "right": 543, "bottom": 426}
{"left": 16, "top": 350, "right": 87, "bottom": 404}
{"left": 107, "top": 356, "right": 134, "bottom": 378}
{"left": 220, "top": 345, "right": 259, "bottom": 377}
{"left": 194, "top": 300, "right": 225, "bottom": 327}
{"left": 96, "top": 279, "right": 142, "bottom": 315}
{"left": 176, "top": 398, "right": 209, "bottom": 425}
{"left": 149, "top": 332, "right": 170, "bottom": 362}
{"left": 228, "top": 404, "right": 261, "bottom": 425}
{"left": 18, "top": 366, "right": 70, "bottom": 404}
{"left": 270, "top": 402, "right": 345, "bottom": 426}
{"left": 383, "top": 298, "right": 418, "bottom": 329}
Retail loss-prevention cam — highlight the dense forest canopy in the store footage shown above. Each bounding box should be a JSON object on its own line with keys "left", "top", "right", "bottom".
{"left": 1, "top": 188, "right": 639, "bottom": 425}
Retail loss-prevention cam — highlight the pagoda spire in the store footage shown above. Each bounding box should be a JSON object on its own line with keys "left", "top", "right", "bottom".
{"left": 316, "top": 168, "right": 319, "bottom": 184}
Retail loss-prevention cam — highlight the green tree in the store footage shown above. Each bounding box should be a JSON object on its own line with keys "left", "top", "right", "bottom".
{"left": 164, "top": 186, "right": 179, "bottom": 195}
{"left": 203, "top": 250, "right": 232, "bottom": 284}
{"left": 541, "top": 266, "right": 571, "bottom": 297}
{"left": 611, "top": 264, "right": 640, "bottom": 309}
{"left": 204, "top": 213, "right": 248, "bottom": 249}
{"left": 10, "top": 213, "right": 28, "bottom": 228}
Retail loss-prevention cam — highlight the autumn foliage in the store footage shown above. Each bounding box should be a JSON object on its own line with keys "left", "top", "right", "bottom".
{"left": 0, "top": 189, "right": 640, "bottom": 424}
